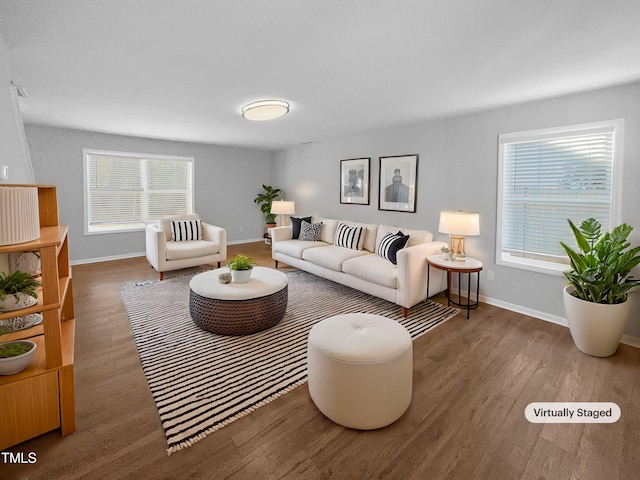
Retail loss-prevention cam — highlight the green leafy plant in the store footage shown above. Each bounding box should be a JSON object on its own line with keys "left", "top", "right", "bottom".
{"left": 253, "top": 184, "right": 281, "bottom": 225}
{"left": 0, "top": 270, "right": 40, "bottom": 302}
{"left": 227, "top": 255, "right": 255, "bottom": 271}
{"left": 0, "top": 342, "right": 33, "bottom": 358}
{"left": 560, "top": 218, "right": 640, "bottom": 304}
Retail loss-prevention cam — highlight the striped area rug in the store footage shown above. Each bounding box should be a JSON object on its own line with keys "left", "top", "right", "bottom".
{"left": 120, "top": 270, "right": 459, "bottom": 454}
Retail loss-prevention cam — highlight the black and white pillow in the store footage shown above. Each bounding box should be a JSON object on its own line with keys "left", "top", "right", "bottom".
{"left": 377, "top": 231, "right": 410, "bottom": 265}
{"left": 300, "top": 221, "right": 323, "bottom": 241}
{"left": 171, "top": 219, "right": 202, "bottom": 241}
{"left": 290, "top": 216, "right": 312, "bottom": 239}
{"left": 335, "top": 223, "right": 365, "bottom": 250}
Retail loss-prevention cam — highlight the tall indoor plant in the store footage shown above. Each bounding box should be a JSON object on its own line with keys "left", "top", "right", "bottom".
{"left": 253, "top": 185, "right": 281, "bottom": 227}
{"left": 560, "top": 218, "right": 640, "bottom": 357}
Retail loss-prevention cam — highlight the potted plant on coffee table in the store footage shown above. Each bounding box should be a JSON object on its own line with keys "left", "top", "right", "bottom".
{"left": 560, "top": 217, "right": 640, "bottom": 357}
{"left": 0, "top": 270, "right": 40, "bottom": 311}
{"left": 227, "top": 255, "right": 256, "bottom": 284}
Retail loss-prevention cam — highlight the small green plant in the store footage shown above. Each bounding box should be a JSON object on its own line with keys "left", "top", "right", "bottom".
{"left": 441, "top": 246, "right": 449, "bottom": 253}
{"left": 227, "top": 255, "right": 255, "bottom": 271}
{"left": 0, "top": 270, "right": 40, "bottom": 302}
{"left": 253, "top": 184, "right": 281, "bottom": 225}
{"left": 0, "top": 342, "right": 33, "bottom": 358}
{"left": 560, "top": 218, "right": 640, "bottom": 304}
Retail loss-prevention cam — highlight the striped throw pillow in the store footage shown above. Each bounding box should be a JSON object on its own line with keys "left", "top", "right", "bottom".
{"left": 171, "top": 219, "right": 202, "bottom": 241}
{"left": 377, "top": 231, "right": 410, "bottom": 264}
{"left": 300, "top": 221, "right": 323, "bottom": 241}
{"left": 334, "top": 223, "right": 365, "bottom": 250}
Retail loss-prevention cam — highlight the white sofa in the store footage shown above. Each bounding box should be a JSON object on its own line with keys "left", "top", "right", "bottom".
{"left": 271, "top": 216, "right": 448, "bottom": 317}
{"left": 145, "top": 214, "right": 227, "bottom": 280}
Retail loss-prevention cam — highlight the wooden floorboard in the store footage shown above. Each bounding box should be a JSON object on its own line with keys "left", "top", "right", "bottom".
{"left": 3, "top": 241, "right": 639, "bottom": 480}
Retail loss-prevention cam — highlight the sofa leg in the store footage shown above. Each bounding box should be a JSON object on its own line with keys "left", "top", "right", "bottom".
{"left": 401, "top": 306, "right": 408, "bottom": 318}
{"left": 217, "top": 262, "right": 221, "bottom": 268}
{"left": 159, "top": 272, "right": 164, "bottom": 281}
{"left": 275, "top": 260, "right": 279, "bottom": 269}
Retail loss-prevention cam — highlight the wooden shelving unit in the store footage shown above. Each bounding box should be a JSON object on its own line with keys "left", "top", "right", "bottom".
{"left": 0, "top": 184, "right": 75, "bottom": 450}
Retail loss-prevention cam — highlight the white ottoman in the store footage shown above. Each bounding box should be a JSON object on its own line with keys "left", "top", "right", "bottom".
{"left": 307, "top": 313, "right": 413, "bottom": 430}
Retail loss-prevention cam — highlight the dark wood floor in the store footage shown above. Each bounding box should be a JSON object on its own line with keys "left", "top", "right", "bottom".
{"left": 4, "top": 241, "right": 640, "bottom": 480}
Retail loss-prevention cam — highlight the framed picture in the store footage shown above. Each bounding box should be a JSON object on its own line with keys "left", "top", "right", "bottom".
{"left": 340, "top": 157, "right": 370, "bottom": 205}
{"left": 378, "top": 154, "right": 418, "bottom": 212}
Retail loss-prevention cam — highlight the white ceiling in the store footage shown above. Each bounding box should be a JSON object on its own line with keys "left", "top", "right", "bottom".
{"left": 2, "top": 0, "right": 640, "bottom": 150}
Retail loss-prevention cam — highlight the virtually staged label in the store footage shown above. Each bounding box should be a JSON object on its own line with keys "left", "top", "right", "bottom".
{"left": 525, "top": 402, "right": 620, "bottom": 423}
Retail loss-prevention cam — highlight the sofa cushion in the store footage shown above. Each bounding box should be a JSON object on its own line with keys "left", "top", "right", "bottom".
{"left": 274, "top": 239, "right": 328, "bottom": 259}
{"left": 334, "top": 223, "right": 365, "bottom": 250}
{"left": 376, "top": 224, "right": 433, "bottom": 248}
{"left": 338, "top": 220, "right": 378, "bottom": 252}
{"left": 165, "top": 240, "right": 219, "bottom": 261}
{"left": 158, "top": 214, "right": 201, "bottom": 241}
{"left": 300, "top": 221, "right": 323, "bottom": 241}
{"left": 342, "top": 254, "right": 398, "bottom": 289}
{"left": 302, "top": 245, "right": 369, "bottom": 272}
{"left": 290, "top": 216, "right": 312, "bottom": 239}
{"left": 377, "top": 231, "right": 410, "bottom": 265}
{"left": 171, "top": 219, "right": 202, "bottom": 241}
{"left": 312, "top": 216, "right": 339, "bottom": 244}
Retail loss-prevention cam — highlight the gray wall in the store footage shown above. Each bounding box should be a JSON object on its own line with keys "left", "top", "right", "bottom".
{"left": 25, "top": 125, "right": 274, "bottom": 263}
{"left": 0, "top": 33, "right": 34, "bottom": 183}
{"left": 273, "top": 81, "right": 640, "bottom": 339}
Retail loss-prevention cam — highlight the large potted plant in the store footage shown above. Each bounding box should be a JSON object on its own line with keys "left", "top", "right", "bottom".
{"left": 227, "top": 255, "right": 256, "bottom": 284}
{"left": 253, "top": 185, "right": 281, "bottom": 227}
{"left": 560, "top": 218, "right": 640, "bottom": 357}
{"left": 0, "top": 270, "right": 40, "bottom": 311}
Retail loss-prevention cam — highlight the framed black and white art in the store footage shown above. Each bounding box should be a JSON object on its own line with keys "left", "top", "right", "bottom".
{"left": 378, "top": 154, "right": 418, "bottom": 213}
{"left": 340, "top": 157, "right": 370, "bottom": 205}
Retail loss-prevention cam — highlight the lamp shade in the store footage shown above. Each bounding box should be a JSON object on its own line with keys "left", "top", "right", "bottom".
{"left": 0, "top": 186, "right": 41, "bottom": 246}
{"left": 438, "top": 211, "right": 480, "bottom": 236}
{"left": 270, "top": 200, "right": 295, "bottom": 215}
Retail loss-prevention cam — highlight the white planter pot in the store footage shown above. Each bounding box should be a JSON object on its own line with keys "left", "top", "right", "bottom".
{"left": 0, "top": 292, "right": 38, "bottom": 312}
{"left": 231, "top": 269, "right": 252, "bottom": 284}
{"left": 563, "top": 286, "right": 630, "bottom": 357}
{"left": 0, "top": 340, "right": 37, "bottom": 375}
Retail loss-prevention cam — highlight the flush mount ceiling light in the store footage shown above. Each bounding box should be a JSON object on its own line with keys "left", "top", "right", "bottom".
{"left": 241, "top": 99, "right": 290, "bottom": 121}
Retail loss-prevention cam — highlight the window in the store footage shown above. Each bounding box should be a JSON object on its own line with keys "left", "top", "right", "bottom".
{"left": 497, "top": 119, "right": 623, "bottom": 275}
{"left": 84, "top": 149, "right": 194, "bottom": 234}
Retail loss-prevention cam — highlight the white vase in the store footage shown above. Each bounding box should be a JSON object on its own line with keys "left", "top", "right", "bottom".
{"left": 231, "top": 269, "right": 252, "bottom": 284}
{"left": 0, "top": 340, "right": 37, "bottom": 375}
{"left": 563, "top": 286, "right": 630, "bottom": 357}
{"left": 0, "top": 292, "right": 38, "bottom": 312}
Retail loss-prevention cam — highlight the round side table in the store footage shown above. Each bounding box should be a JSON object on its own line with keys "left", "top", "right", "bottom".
{"left": 427, "top": 255, "right": 483, "bottom": 319}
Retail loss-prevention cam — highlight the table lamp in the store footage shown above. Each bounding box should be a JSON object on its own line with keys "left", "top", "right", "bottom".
{"left": 270, "top": 200, "right": 295, "bottom": 226}
{"left": 438, "top": 211, "right": 480, "bottom": 258}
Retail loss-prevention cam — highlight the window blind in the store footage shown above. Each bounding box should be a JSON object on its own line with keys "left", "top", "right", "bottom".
{"left": 84, "top": 150, "right": 193, "bottom": 233}
{"left": 498, "top": 122, "right": 618, "bottom": 268}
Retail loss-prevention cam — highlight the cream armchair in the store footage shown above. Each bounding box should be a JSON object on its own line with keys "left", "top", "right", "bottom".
{"left": 145, "top": 214, "right": 227, "bottom": 280}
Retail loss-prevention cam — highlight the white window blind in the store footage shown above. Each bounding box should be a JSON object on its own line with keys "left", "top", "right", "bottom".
{"left": 497, "top": 120, "right": 622, "bottom": 274}
{"left": 84, "top": 150, "right": 194, "bottom": 234}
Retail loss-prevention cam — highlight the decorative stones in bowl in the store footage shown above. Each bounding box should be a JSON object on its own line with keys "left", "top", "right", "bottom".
{"left": 0, "top": 339, "right": 37, "bottom": 375}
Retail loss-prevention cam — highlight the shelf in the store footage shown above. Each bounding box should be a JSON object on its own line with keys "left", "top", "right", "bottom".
{"left": 0, "top": 184, "right": 75, "bottom": 447}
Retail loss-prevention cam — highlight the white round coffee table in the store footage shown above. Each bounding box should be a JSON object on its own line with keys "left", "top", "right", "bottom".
{"left": 189, "top": 266, "right": 288, "bottom": 335}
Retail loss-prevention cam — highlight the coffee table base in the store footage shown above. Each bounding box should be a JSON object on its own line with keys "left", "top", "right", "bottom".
{"left": 189, "top": 286, "right": 288, "bottom": 335}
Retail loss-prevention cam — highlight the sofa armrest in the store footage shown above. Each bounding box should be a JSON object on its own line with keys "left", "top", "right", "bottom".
{"left": 145, "top": 224, "right": 167, "bottom": 270}
{"left": 202, "top": 223, "right": 227, "bottom": 261}
{"left": 270, "top": 226, "right": 293, "bottom": 258}
{"left": 396, "top": 240, "right": 448, "bottom": 309}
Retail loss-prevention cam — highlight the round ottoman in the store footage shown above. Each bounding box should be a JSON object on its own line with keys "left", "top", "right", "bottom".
{"left": 307, "top": 313, "right": 413, "bottom": 430}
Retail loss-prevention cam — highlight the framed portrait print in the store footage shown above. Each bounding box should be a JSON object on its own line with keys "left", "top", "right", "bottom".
{"left": 340, "top": 157, "right": 370, "bottom": 205}
{"left": 378, "top": 154, "right": 418, "bottom": 212}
